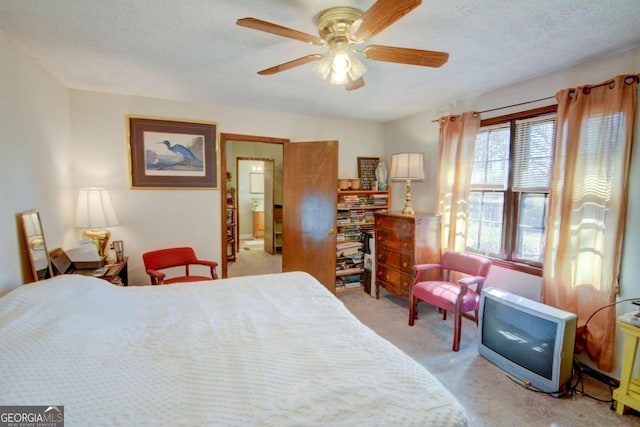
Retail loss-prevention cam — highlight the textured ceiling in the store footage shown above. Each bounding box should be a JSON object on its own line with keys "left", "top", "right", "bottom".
{"left": 1, "top": 0, "right": 639, "bottom": 122}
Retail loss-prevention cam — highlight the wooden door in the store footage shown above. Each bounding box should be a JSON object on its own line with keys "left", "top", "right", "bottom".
{"left": 264, "top": 160, "right": 275, "bottom": 254}
{"left": 283, "top": 140, "right": 338, "bottom": 291}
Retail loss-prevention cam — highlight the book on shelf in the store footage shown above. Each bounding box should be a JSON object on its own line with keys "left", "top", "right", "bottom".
{"left": 336, "top": 255, "right": 363, "bottom": 268}
{"left": 336, "top": 267, "right": 364, "bottom": 275}
{"left": 337, "top": 241, "right": 362, "bottom": 249}
{"left": 342, "top": 272, "right": 362, "bottom": 281}
{"left": 336, "top": 247, "right": 362, "bottom": 257}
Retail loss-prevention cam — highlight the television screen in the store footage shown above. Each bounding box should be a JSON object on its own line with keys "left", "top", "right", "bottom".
{"left": 481, "top": 297, "right": 557, "bottom": 380}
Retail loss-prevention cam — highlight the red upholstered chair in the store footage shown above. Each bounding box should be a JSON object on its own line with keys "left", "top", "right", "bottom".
{"left": 409, "top": 251, "right": 492, "bottom": 351}
{"left": 142, "top": 247, "right": 219, "bottom": 285}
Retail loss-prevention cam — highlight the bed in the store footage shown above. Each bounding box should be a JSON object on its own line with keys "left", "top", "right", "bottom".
{"left": 0, "top": 272, "right": 467, "bottom": 426}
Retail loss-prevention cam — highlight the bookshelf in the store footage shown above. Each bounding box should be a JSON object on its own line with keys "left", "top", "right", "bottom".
{"left": 226, "top": 188, "right": 237, "bottom": 262}
{"left": 335, "top": 189, "right": 389, "bottom": 293}
{"left": 274, "top": 205, "right": 283, "bottom": 253}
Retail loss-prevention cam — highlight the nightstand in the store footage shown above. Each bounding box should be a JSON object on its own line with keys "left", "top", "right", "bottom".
{"left": 75, "top": 257, "right": 128, "bottom": 286}
{"left": 613, "top": 314, "right": 640, "bottom": 415}
{"left": 103, "top": 257, "right": 128, "bottom": 286}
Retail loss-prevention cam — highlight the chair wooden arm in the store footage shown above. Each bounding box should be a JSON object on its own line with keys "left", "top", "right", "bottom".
{"left": 146, "top": 269, "right": 166, "bottom": 285}
{"left": 412, "top": 263, "right": 442, "bottom": 282}
{"left": 194, "top": 259, "right": 219, "bottom": 280}
{"left": 413, "top": 263, "right": 441, "bottom": 271}
{"left": 458, "top": 276, "right": 486, "bottom": 292}
{"left": 457, "top": 275, "right": 486, "bottom": 287}
{"left": 455, "top": 276, "right": 487, "bottom": 301}
{"left": 194, "top": 259, "right": 218, "bottom": 268}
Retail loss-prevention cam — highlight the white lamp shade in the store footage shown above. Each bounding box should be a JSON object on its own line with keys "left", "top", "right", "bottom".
{"left": 76, "top": 187, "right": 119, "bottom": 228}
{"left": 390, "top": 153, "right": 425, "bottom": 180}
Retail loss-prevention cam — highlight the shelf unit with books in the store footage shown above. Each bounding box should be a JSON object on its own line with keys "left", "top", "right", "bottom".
{"left": 226, "top": 188, "right": 238, "bottom": 262}
{"left": 335, "top": 189, "right": 389, "bottom": 293}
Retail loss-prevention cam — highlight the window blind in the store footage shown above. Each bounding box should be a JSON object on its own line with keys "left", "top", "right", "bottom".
{"left": 512, "top": 114, "right": 556, "bottom": 192}
{"left": 471, "top": 123, "right": 510, "bottom": 190}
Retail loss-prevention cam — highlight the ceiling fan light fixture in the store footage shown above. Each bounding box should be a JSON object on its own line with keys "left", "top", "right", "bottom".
{"left": 313, "top": 53, "right": 332, "bottom": 80}
{"left": 314, "top": 43, "right": 366, "bottom": 86}
{"left": 347, "top": 53, "right": 367, "bottom": 81}
{"left": 330, "top": 70, "right": 348, "bottom": 85}
{"left": 331, "top": 43, "right": 351, "bottom": 74}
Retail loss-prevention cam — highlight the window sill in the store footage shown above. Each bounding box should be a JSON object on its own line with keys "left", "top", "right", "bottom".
{"left": 489, "top": 258, "right": 543, "bottom": 277}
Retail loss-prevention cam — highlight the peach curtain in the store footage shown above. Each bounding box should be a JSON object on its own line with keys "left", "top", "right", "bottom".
{"left": 437, "top": 112, "right": 481, "bottom": 252}
{"left": 542, "top": 75, "right": 637, "bottom": 371}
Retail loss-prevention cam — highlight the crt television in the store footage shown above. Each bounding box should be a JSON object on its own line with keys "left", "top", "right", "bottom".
{"left": 478, "top": 287, "right": 577, "bottom": 395}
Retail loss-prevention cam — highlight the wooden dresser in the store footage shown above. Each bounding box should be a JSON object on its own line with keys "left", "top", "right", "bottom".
{"left": 374, "top": 211, "right": 441, "bottom": 299}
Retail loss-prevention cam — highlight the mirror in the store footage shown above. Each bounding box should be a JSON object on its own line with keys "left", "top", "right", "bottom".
{"left": 19, "top": 210, "right": 52, "bottom": 282}
{"left": 250, "top": 172, "right": 264, "bottom": 194}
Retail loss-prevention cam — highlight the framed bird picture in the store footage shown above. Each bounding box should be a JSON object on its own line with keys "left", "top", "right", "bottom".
{"left": 127, "top": 116, "right": 219, "bottom": 189}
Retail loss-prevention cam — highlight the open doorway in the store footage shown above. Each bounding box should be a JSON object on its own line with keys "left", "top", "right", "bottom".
{"left": 221, "top": 136, "right": 284, "bottom": 278}
{"left": 236, "top": 158, "right": 268, "bottom": 248}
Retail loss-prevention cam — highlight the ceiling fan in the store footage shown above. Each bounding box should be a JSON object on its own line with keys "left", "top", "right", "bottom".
{"left": 236, "top": 0, "right": 449, "bottom": 91}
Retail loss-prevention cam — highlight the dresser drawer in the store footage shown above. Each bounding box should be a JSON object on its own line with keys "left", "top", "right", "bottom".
{"left": 376, "top": 266, "right": 413, "bottom": 297}
{"left": 375, "top": 215, "right": 414, "bottom": 236}
{"left": 400, "top": 237, "right": 416, "bottom": 253}
{"left": 376, "top": 249, "right": 397, "bottom": 266}
{"left": 376, "top": 228, "right": 401, "bottom": 250}
{"left": 377, "top": 249, "right": 414, "bottom": 273}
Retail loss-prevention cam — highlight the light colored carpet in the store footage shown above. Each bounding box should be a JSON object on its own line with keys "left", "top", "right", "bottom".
{"left": 338, "top": 289, "right": 640, "bottom": 427}
{"left": 243, "top": 238, "right": 264, "bottom": 247}
{"left": 227, "top": 240, "right": 281, "bottom": 278}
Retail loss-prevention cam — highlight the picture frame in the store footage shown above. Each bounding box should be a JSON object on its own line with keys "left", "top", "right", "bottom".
{"left": 357, "top": 157, "right": 380, "bottom": 190}
{"left": 249, "top": 172, "right": 264, "bottom": 194}
{"left": 128, "top": 116, "right": 219, "bottom": 189}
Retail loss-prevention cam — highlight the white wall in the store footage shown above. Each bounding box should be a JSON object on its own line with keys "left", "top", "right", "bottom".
{"left": 69, "top": 90, "right": 384, "bottom": 286}
{"left": 0, "top": 30, "right": 72, "bottom": 294}
{"left": 384, "top": 46, "right": 640, "bottom": 378}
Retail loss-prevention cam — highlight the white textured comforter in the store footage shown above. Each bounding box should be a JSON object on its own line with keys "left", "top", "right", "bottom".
{"left": 0, "top": 272, "right": 467, "bottom": 426}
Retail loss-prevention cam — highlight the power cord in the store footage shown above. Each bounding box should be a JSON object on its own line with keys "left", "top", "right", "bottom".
{"left": 582, "top": 297, "right": 640, "bottom": 335}
{"left": 571, "top": 358, "right": 616, "bottom": 408}
{"left": 504, "top": 357, "right": 616, "bottom": 408}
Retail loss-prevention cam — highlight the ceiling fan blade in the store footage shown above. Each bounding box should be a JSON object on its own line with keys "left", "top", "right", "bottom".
{"left": 237, "top": 17, "right": 326, "bottom": 46}
{"left": 350, "top": 0, "right": 422, "bottom": 42}
{"left": 257, "top": 54, "right": 322, "bottom": 75}
{"left": 363, "top": 45, "right": 449, "bottom": 67}
{"left": 345, "top": 76, "right": 365, "bottom": 91}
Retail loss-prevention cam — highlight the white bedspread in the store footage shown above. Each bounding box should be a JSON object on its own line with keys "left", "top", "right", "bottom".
{"left": 0, "top": 272, "right": 467, "bottom": 426}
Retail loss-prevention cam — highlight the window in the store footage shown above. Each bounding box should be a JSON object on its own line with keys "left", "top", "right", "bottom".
{"left": 466, "top": 107, "right": 556, "bottom": 270}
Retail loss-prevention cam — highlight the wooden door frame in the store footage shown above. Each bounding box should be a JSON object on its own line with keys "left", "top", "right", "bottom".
{"left": 219, "top": 133, "right": 288, "bottom": 278}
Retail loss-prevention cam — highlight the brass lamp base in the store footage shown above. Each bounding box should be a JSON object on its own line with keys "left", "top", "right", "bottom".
{"left": 82, "top": 228, "right": 110, "bottom": 258}
{"left": 402, "top": 179, "right": 415, "bottom": 216}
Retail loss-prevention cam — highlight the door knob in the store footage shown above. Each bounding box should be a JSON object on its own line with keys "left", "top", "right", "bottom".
{"left": 328, "top": 228, "right": 335, "bottom": 234}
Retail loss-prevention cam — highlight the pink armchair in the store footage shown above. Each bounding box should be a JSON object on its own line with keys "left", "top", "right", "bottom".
{"left": 142, "top": 247, "right": 218, "bottom": 285}
{"left": 409, "top": 251, "right": 492, "bottom": 351}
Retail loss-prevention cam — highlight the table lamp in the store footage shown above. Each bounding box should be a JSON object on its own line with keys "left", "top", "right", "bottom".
{"left": 390, "top": 153, "right": 424, "bottom": 216}
{"left": 75, "top": 187, "right": 119, "bottom": 258}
